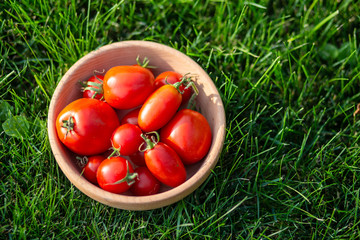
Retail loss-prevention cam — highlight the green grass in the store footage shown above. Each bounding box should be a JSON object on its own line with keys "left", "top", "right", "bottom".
{"left": 1, "top": 0, "right": 360, "bottom": 239}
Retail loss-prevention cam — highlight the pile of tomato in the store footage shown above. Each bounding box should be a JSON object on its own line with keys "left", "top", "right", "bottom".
{"left": 55, "top": 57, "right": 212, "bottom": 196}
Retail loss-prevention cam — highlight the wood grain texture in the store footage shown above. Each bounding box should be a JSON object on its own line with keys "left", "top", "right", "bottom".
{"left": 47, "top": 41, "right": 226, "bottom": 210}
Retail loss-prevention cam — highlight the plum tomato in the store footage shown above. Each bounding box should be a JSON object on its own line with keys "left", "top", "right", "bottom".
{"left": 82, "top": 155, "right": 104, "bottom": 185}
{"left": 82, "top": 75, "right": 104, "bottom": 100}
{"left": 138, "top": 84, "right": 182, "bottom": 132}
{"left": 96, "top": 157, "right": 137, "bottom": 194}
{"left": 160, "top": 109, "right": 212, "bottom": 165}
{"left": 154, "top": 71, "right": 192, "bottom": 103}
{"left": 103, "top": 65, "right": 155, "bottom": 109}
{"left": 110, "top": 124, "right": 144, "bottom": 156}
{"left": 55, "top": 98, "right": 120, "bottom": 156}
{"left": 131, "top": 166, "right": 161, "bottom": 196}
{"left": 142, "top": 133, "right": 186, "bottom": 188}
{"left": 120, "top": 108, "right": 140, "bottom": 126}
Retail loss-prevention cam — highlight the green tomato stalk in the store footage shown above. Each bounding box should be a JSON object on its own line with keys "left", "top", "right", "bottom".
{"left": 104, "top": 160, "right": 138, "bottom": 187}
{"left": 139, "top": 132, "right": 160, "bottom": 151}
{"left": 136, "top": 55, "right": 157, "bottom": 69}
{"left": 61, "top": 116, "right": 74, "bottom": 139}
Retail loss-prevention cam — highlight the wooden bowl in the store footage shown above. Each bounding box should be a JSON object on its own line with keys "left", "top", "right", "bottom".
{"left": 47, "top": 41, "right": 226, "bottom": 210}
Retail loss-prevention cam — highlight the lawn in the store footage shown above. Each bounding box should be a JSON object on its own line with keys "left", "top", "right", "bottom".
{"left": 1, "top": 0, "right": 360, "bottom": 239}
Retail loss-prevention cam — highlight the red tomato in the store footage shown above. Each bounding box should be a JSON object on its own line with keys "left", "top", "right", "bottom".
{"left": 82, "top": 75, "right": 104, "bottom": 100}
{"left": 103, "top": 65, "right": 155, "bottom": 109}
{"left": 120, "top": 108, "right": 140, "bottom": 125}
{"left": 143, "top": 136, "right": 186, "bottom": 187}
{"left": 138, "top": 85, "right": 182, "bottom": 132}
{"left": 82, "top": 155, "right": 104, "bottom": 184}
{"left": 96, "top": 157, "right": 137, "bottom": 194}
{"left": 129, "top": 151, "right": 146, "bottom": 167}
{"left": 56, "top": 98, "right": 120, "bottom": 155}
{"left": 160, "top": 109, "right": 212, "bottom": 165}
{"left": 154, "top": 71, "right": 191, "bottom": 103}
{"left": 110, "top": 124, "right": 144, "bottom": 156}
{"left": 131, "top": 166, "right": 161, "bottom": 196}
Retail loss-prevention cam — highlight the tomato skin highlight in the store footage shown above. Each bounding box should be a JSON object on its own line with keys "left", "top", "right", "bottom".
{"left": 131, "top": 167, "right": 160, "bottom": 196}
{"left": 138, "top": 85, "right": 182, "bottom": 132}
{"left": 55, "top": 98, "right": 120, "bottom": 156}
{"left": 96, "top": 157, "right": 135, "bottom": 194}
{"left": 111, "top": 124, "right": 144, "bottom": 156}
{"left": 82, "top": 155, "right": 104, "bottom": 184}
{"left": 144, "top": 142, "right": 186, "bottom": 188}
{"left": 154, "top": 71, "right": 191, "bottom": 103}
{"left": 103, "top": 65, "right": 155, "bottom": 109}
{"left": 120, "top": 108, "right": 140, "bottom": 126}
{"left": 160, "top": 109, "right": 212, "bottom": 165}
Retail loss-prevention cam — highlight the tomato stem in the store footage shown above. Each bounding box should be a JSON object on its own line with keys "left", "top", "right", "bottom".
{"left": 61, "top": 116, "right": 74, "bottom": 139}
{"left": 187, "top": 92, "right": 198, "bottom": 110}
{"left": 170, "top": 74, "right": 199, "bottom": 96}
{"left": 80, "top": 73, "right": 104, "bottom": 99}
{"left": 172, "top": 76, "right": 187, "bottom": 93}
{"left": 108, "top": 143, "right": 121, "bottom": 158}
{"left": 82, "top": 81, "right": 104, "bottom": 99}
{"left": 136, "top": 55, "right": 156, "bottom": 69}
{"left": 139, "top": 132, "right": 159, "bottom": 152}
{"left": 185, "top": 81, "right": 199, "bottom": 95}
{"left": 105, "top": 160, "right": 138, "bottom": 186}
{"left": 76, "top": 156, "right": 88, "bottom": 168}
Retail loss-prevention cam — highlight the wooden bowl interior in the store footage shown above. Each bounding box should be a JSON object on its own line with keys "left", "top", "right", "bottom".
{"left": 48, "top": 41, "right": 225, "bottom": 210}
